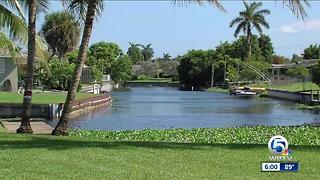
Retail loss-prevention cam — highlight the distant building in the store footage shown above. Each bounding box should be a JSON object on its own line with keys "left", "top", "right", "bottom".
{"left": 269, "top": 59, "right": 320, "bottom": 85}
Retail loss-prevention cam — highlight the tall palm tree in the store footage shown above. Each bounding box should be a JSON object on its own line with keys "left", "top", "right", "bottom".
{"left": 139, "top": 44, "right": 154, "bottom": 61}
{"left": 41, "top": 11, "right": 80, "bottom": 59}
{"left": 127, "top": 42, "right": 139, "bottom": 53}
{"left": 229, "top": 2, "right": 270, "bottom": 59}
{"left": 52, "top": 0, "right": 104, "bottom": 136}
{"left": 16, "top": 0, "right": 38, "bottom": 133}
{"left": 127, "top": 42, "right": 143, "bottom": 64}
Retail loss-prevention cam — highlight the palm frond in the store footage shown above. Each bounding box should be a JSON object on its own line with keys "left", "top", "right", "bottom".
{"left": 66, "top": 0, "right": 104, "bottom": 24}
{"left": 0, "top": 4, "right": 28, "bottom": 43}
{"left": 281, "top": 0, "right": 310, "bottom": 19}
{"left": 229, "top": 17, "right": 243, "bottom": 28}
{"left": 172, "top": 0, "right": 226, "bottom": 12}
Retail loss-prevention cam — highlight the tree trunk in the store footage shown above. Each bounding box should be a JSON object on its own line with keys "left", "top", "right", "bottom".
{"left": 247, "top": 24, "right": 252, "bottom": 60}
{"left": 17, "top": 0, "right": 37, "bottom": 134}
{"left": 52, "top": 0, "right": 98, "bottom": 136}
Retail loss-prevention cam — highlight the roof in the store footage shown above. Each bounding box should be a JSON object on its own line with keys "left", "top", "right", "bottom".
{"left": 270, "top": 59, "right": 320, "bottom": 69}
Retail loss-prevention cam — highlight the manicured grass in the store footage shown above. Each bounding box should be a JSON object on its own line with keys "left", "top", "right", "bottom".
{"left": 0, "top": 92, "right": 97, "bottom": 104}
{"left": 0, "top": 127, "right": 319, "bottom": 179}
{"left": 272, "top": 82, "right": 320, "bottom": 92}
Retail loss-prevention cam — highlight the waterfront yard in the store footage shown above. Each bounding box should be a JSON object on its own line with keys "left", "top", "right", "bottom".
{"left": 0, "top": 125, "right": 319, "bottom": 179}
{"left": 0, "top": 92, "right": 97, "bottom": 104}
{"left": 273, "top": 82, "right": 320, "bottom": 92}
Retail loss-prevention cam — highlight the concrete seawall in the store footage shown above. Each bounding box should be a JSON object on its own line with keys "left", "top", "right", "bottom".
{"left": 0, "top": 94, "right": 112, "bottom": 120}
{"left": 267, "top": 89, "right": 319, "bottom": 105}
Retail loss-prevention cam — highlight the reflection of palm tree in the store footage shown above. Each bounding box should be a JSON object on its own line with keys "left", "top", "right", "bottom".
{"left": 52, "top": 0, "right": 104, "bottom": 136}
{"left": 230, "top": 2, "right": 270, "bottom": 59}
{"left": 139, "top": 44, "right": 154, "bottom": 61}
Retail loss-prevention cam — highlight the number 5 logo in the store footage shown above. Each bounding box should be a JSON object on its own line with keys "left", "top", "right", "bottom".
{"left": 268, "top": 135, "right": 288, "bottom": 155}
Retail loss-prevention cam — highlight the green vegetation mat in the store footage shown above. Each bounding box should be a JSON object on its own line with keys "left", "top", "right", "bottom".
{"left": 272, "top": 82, "right": 320, "bottom": 92}
{"left": 70, "top": 125, "right": 320, "bottom": 146}
{"left": 0, "top": 92, "right": 97, "bottom": 104}
{"left": 0, "top": 125, "right": 319, "bottom": 179}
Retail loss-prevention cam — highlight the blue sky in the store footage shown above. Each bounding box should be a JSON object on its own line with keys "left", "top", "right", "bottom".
{"left": 40, "top": 1, "right": 320, "bottom": 58}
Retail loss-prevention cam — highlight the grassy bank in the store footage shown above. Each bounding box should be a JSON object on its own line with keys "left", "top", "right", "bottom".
{"left": 206, "top": 87, "right": 229, "bottom": 93}
{"left": 0, "top": 126, "right": 319, "bottom": 179}
{"left": 0, "top": 92, "right": 96, "bottom": 104}
{"left": 272, "top": 82, "right": 320, "bottom": 92}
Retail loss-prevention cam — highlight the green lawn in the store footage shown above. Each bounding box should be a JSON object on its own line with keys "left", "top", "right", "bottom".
{"left": 0, "top": 125, "right": 319, "bottom": 179}
{"left": 0, "top": 92, "right": 97, "bottom": 104}
{"left": 272, "top": 82, "right": 320, "bottom": 92}
{"left": 206, "top": 87, "right": 229, "bottom": 93}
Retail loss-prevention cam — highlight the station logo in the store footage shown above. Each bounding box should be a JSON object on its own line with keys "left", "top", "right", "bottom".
{"left": 268, "top": 135, "right": 293, "bottom": 161}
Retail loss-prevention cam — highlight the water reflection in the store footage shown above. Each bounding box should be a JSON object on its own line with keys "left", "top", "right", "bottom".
{"left": 69, "top": 87, "right": 320, "bottom": 130}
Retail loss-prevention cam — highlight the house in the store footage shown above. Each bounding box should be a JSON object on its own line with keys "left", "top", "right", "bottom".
{"left": 0, "top": 53, "right": 26, "bottom": 92}
{"left": 269, "top": 59, "right": 320, "bottom": 85}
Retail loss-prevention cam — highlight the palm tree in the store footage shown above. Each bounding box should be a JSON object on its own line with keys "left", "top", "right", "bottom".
{"left": 15, "top": 0, "right": 49, "bottom": 133}
{"left": 229, "top": 2, "right": 270, "bottom": 59}
{"left": 127, "top": 42, "right": 143, "bottom": 64}
{"left": 52, "top": 0, "right": 104, "bottom": 136}
{"left": 41, "top": 11, "right": 80, "bottom": 59}
{"left": 163, "top": 53, "right": 171, "bottom": 61}
{"left": 127, "top": 42, "right": 139, "bottom": 54}
{"left": 16, "top": 0, "right": 37, "bottom": 133}
{"left": 139, "top": 44, "right": 154, "bottom": 61}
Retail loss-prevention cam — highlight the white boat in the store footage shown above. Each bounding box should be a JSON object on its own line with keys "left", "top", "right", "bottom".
{"left": 231, "top": 87, "right": 257, "bottom": 97}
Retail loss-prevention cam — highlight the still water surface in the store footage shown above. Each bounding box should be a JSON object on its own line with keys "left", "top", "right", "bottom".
{"left": 70, "top": 87, "right": 320, "bottom": 130}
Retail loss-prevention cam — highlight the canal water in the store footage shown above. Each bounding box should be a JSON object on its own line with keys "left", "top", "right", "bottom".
{"left": 70, "top": 87, "right": 320, "bottom": 130}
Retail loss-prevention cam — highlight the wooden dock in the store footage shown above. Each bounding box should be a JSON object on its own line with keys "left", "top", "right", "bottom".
{"left": 1, "top": 121, "right": 53, "bottom": 134}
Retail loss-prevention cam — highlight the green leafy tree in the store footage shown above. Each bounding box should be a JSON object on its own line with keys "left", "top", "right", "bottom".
{"left": 41, "top": 11, "right": 80, "bottom": 59}
{"left": 139, "top": 43, "right": 154, "bottom": 61}
{"left": 229, "top": 2, "right": 270, "bottom": 59}
{"left": 272, "top": 55, "right": 289, "bottom": 64}
{"left": 111, "top": 55, "right": 133, "bottom": 83}
{"left": 258, "top": 35, "right": 274, "bottom": 62}
{"left": 87, "top": 42, "right": 123, "bottom": 74}
{"left": 303, "top": 44, "right": 320, "bottom": 59}
{"left": 159, "top": 60, "right": 179, "bottom": 80}
{"left": 178, "top": 50, "right": 215, "bottom": 88}
{"left": 286, "top": 65, "right": 309, "bottom": 77}
{"left": 47, "top": 60, "right": 75, "bottom": 90}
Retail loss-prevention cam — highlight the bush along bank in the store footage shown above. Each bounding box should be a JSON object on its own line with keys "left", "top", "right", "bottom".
{"left": 70, "top": 125, "right": 320, "bottom": 146}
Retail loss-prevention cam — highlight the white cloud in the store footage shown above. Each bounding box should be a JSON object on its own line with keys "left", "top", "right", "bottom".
{"left": 277, "top": 20, "right": 320, "bottom": 34}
